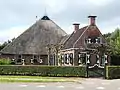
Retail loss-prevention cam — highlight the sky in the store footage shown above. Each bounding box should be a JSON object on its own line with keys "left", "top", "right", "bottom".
{"left": 0, "top": 0, "right": 120, "bottom": 44}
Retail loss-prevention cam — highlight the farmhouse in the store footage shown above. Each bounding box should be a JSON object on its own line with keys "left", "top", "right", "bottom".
{"left": 0, "top": 15, "right": 110, "bottom": 66}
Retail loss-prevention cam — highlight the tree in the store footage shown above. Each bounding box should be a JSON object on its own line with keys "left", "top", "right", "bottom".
{"left": 0, "top": 42, "right": 7, "bottom": 51}
{"left": 0, "top": 38, "right": 15, "bottom": 51}
{"left": 104, "top": 28, "right": 120, "bottom": 55}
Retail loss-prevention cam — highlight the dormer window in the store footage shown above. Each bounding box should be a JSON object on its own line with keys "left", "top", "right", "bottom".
{"left": 86, "top": 37, "right": 102, "bottom": 44}
{"left": 31, "top": 55, "right": 38, "bottom": 64}
{"left": 95, "top": 38, "right": 98, "bottom": 43}
{"left": 88, "top": 38, "right": 91, "bottom": 43}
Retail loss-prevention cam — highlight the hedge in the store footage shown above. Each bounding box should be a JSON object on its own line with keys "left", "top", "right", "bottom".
{"left": 0, "top": 65, "right": 86, "bottom": 77}
{"left": 106, "top": 66, "right": 120, "bottom": 79}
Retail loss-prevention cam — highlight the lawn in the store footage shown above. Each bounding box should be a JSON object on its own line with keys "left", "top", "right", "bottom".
{"left": 0, "top": 76, "right": 82, "bottom": 83}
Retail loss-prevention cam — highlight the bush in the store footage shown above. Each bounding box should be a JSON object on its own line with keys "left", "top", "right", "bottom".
{"left": 106, "top": 66, "right": 120, "bottom": 79}
{"left": 0, "top": 65, "right": 86, "bottom": 77}
{"left": 111, "top": 55, "right": 120, "bottom": 65}
{"left": 0, "top": 59, "right": 12, "bottom": 65}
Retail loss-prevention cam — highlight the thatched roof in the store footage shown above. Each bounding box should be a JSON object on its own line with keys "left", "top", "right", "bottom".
{"left": 1, "top": 16, "right": 67, "bottom": 55}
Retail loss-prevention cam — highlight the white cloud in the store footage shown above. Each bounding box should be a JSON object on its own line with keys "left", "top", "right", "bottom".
{"left": 101, "top": 25, "right": 120, "bottom": 34}
{"left": 87, "top": 0, "right": 113, "bottom": 6}
{"left": 98, "top": 17, "right": 120, "bottom": 34}
{"left": 41, "top": 0, "right": 68, "bottom": 14}
{"left": 63, "top": 23, "right": 88, "bottom": 34}
{"left": 0, "top": 0, "right": 120, "bottom": 44}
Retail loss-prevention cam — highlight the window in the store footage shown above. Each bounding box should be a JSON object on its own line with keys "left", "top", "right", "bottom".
{"left": 69, "top": 53, "right": 73, "bottom": 64}
{"left": 66, "top": 54, "right": 69, "bottom": 64}
{"left": 17, "top": 55, "right": 22, "bottom": 63}
{"left": 81, "top": 54, "right": 86, "bottom": 64}
{"left": 95, "top": 38, "right": 98, "bottom": 43}
{"left": 101, "top": 56, "right": 105, "bottom": 66}
{"left": 32, "top": 55, "right": 38, "bottom": 64}
{"left": 78, "top": 53, "right": 86, "bottom": 65}
{"left": 31, "top": 58, "right": 34, "bottom": 64}
{"left": 101, "top": 54, "right": 108, "bottom": 65}
{"left": 96, "top": 55, "right": 100, "bottom": 64}
{"left": 86, "top": 54, "right": 90, "bottom": 64}
{"left": 64, "top": 54, "right": 67, "bottom": 64}
{"left": 86, "top": 37, "right": 101, "bottom": 44}
{"left": 98, "top": 37, "right": 102, "bottom": 44}
{"left": 38, "top": 56, "right": 43, "bottom": 64}
{"left": 60, "top": 54, "right": 64, "bottom": 64}
{"left": 78, "top": 54, "right": 81, "bottom": 64}
{"left": 87, "top": 38, "right": 91, "bottom": 43}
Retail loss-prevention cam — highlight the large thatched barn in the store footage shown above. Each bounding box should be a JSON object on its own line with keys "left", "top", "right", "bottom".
{"left": 0, "top": 16, "right": 67, "bottom": 65}
{"left": 0, "top": 15, "right": 110, "bottom": 66}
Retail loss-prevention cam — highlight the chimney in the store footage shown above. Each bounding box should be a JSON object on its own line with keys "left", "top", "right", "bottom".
{"left": 88, "top": 16, "right": 97, "bottom": 25}
{"left": 73, "top": 23, "right": 80, "bottom": 32}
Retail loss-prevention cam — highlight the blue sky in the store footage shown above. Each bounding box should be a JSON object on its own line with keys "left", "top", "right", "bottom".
{"left": 0, "top": 0, "right": 120, "bottom": 44}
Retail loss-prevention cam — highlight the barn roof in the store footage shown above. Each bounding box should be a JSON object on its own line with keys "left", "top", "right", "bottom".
{"left": 1, "top": 16, "right": 67, "bottom": 55}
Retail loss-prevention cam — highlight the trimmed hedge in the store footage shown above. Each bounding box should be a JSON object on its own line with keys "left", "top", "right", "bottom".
{"left": 0, "top": 65, "right": 86, "bottom": 77}
{"left": 106, "top": 66, "right": 120, "bottom": 79}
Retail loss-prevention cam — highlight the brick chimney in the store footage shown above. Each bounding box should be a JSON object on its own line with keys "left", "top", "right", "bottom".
{"left": 73, "top": 23, "right": 80, "bottom": 32}
{"left": 88, "top": 16, "right": 97, "bottom": 25}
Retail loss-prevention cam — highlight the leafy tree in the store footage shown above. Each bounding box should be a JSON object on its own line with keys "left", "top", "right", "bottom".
{"left": 104, "top": 28, "right": 120, "bottom": 55}
{"left": 0, "top": 38, "right": 15, "bottom": 51}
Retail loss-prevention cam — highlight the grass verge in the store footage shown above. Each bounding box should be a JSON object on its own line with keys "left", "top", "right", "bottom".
{"left": 0, "top": 76, "right": 82, "bottom": 83}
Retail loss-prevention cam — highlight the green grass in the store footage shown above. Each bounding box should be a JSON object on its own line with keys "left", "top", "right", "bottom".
{"left": 0, "top": 76, "right": 82, "bottom": 83}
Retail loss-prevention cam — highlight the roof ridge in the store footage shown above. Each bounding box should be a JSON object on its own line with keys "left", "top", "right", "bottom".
{"left": 50, "top": 19, "right": 67, "bottom": 35}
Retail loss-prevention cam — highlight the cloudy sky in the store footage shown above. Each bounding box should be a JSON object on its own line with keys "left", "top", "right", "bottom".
{"left": 0, "top": 0, "right": 120, "bottom": 44}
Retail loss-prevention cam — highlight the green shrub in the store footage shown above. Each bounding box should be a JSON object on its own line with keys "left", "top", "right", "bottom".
{"left": 111, "top": 55, "right": 120, "bottom": 65}
{"left": 106, "top": 66, "right": 120, "bottom": 79}
{"left": 0, "top": 65, "right": 86, "bottom": 77}
{"left": 0, "top": 59, "right": 12, "bottom": 65}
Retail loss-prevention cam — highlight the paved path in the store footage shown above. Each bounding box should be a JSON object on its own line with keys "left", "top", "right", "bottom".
{"left": 0, "top": 78, "right": 120, "bottom": 90}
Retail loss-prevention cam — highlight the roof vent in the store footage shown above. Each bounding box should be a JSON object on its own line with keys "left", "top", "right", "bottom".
{"left": 41, "top": 16, "right": 50, "bottom": 20}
